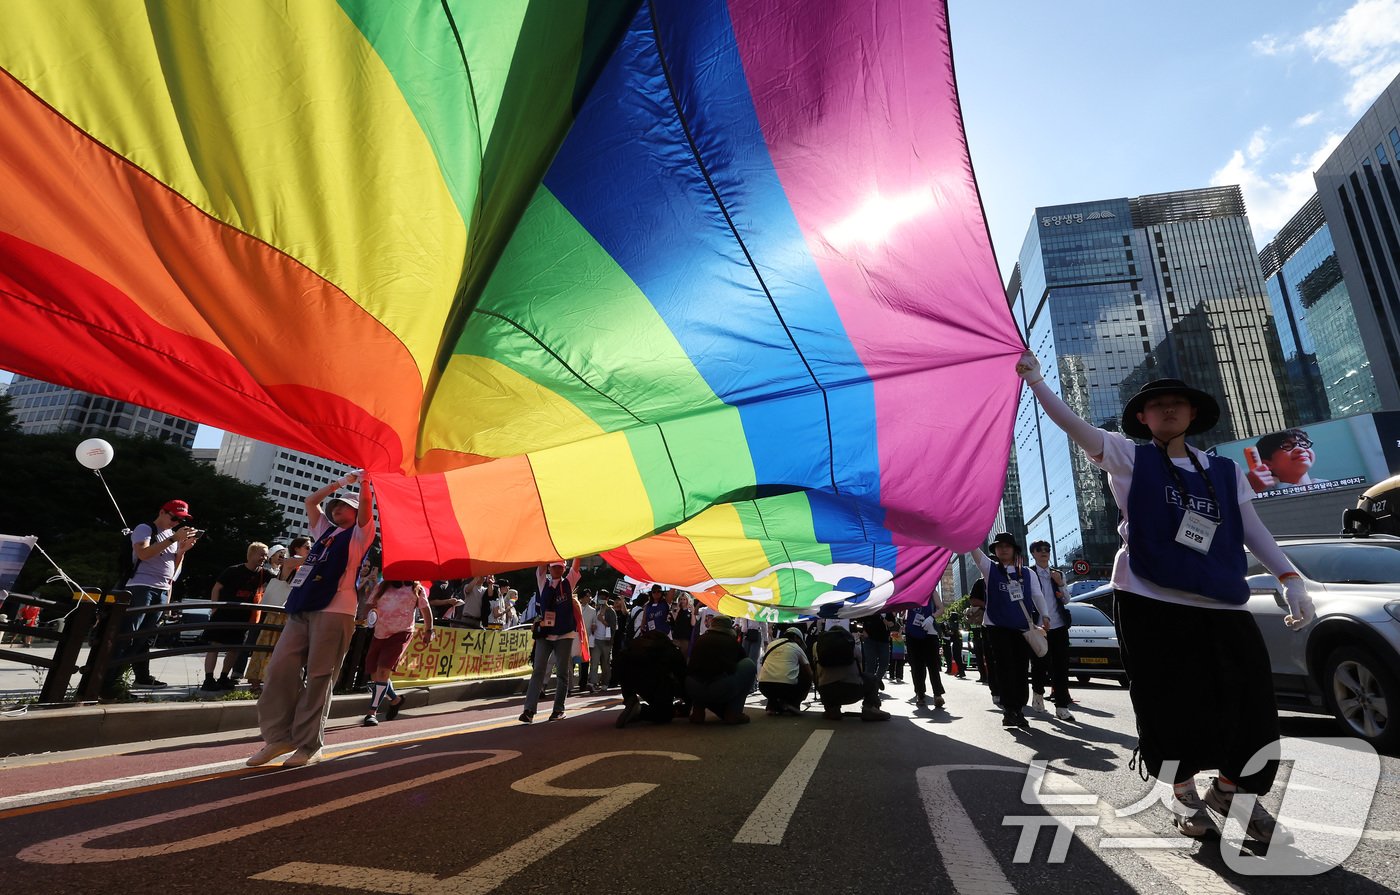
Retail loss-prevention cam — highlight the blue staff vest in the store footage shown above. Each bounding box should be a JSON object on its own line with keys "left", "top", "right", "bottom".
{"left": 285, "top": 524, "right": 354, "bottom": 614}
{"left": 537, "top": 578, "right": 576, "bottom": 637}
{"left": 1126, "top": 443, "right": 1248, "bottom": 604}
{"left": 905, "top": 601, "right": 936, "bottom": 639}
{"left": 985, "top": 563, "right": 1038, "bottom": 630}
{"left": 643, "top": 600, "right": 671, "bottom": 636}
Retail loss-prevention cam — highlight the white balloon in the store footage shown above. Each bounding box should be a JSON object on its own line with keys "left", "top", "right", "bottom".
{"left": 75, "top": 438, "right": 115, "bottom": 470}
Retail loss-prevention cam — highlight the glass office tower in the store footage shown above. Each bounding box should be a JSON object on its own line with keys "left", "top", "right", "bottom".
{"left": 1259, "top": 194, "right": 1381, "bottom": 420}
{"left": 5, "top": 375, "right": 197, "bottom": 448}
{"left": 1315, "top": 72, "right": 1400, "bottom": 410}
{"left": 1008, "top": 186, "right": 1292, "bottom": 573}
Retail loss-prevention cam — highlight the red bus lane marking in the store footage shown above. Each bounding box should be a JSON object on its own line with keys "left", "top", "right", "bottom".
{"left": 252, "top": 750, "right": 700, "bottom": 895}
{"left": 16, "top": 750, "right": 519, "bottom": 864}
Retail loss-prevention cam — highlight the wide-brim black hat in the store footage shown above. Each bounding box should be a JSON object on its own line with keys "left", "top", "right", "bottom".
{"left": 987, "top": 531, "right": 1022, "bottom": 555}
{"left": 1121, "top": 378, "right": 1220, "bottom": 440}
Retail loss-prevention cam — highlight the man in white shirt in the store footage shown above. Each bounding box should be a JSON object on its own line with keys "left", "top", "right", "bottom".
{"left": 1028, "top": 541, "right": 1074, "bottom": 721}
{"left": 577, "top": 590, "right": 598, "bottom": 692}
{"left": 758, "top": 627, "right": 811, "bottom": 714}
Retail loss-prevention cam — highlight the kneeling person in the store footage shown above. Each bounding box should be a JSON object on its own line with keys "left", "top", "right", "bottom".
{"left": 758, "top": 627, "right": 811, "bottom": 715}
{"left": 814, "top": 624, "right": 889, "bottom": 721}
{"left": 684, "top": 615, "right": 756, "bottom": 724}
{"left": 615, "top": 630, "right": 687, "bottom": 727}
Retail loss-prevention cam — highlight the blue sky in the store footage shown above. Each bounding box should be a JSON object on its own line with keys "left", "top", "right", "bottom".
{"left": 7, "top": 0, "right": 1400, "bottom": 450}
{"left": 951, "top": 0, "right": 1400, "bottom": 277}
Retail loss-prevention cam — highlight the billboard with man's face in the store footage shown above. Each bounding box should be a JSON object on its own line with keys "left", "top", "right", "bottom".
{"left": 1209, "top": 414, "right": 1395, "bottom": 500}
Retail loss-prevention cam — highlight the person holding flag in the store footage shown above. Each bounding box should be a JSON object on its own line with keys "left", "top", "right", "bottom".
{"left": 246, "top": 472, "right": 373, "bottom": 768}
{"left": 519, "top": 558, "right": 585, "bottom": 723}
{"left": 1015, "top": 350, "right": 1313, "bottom": 845}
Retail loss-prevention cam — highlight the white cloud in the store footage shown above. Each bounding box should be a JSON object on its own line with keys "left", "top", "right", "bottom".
{"left": 1227, "top": 0, "right": 1400, "bottom": 246}
{"left": 1246, "top": 128, "right": 1271, "bottom": 160}
{"left": 1299, "top": 0, "right": 1400, "bottom": 113}
{"left": 1211, "top": 132, "right": 1345, "bottom": 244}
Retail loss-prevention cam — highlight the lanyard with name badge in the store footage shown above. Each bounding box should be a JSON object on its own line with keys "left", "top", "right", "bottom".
{"left": 1003, "top": 566, "right": 1025, "bottom": 602}
{"left": 1156, "top": 443, "right": 1219, "bottom": 555}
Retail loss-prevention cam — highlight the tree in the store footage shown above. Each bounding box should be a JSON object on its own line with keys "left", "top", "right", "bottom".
{"left": 0, "top": 391, "right": 20, "bottom": 440}
{"left": 0, "top": 431, "right": 283, "bottom": 605}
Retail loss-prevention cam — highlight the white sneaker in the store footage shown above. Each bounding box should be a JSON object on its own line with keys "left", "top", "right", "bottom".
{"left": 1055, "top": 706, "right": 1075, "bottom": 721}
{"left": 245, "top": 742, "right": 294, "bottom": 767}
{"left": 1032, "top": 693, "right": 1045, "bottom": 713}
{"left": 282, "top": 747, "right": 323, "bottom": 768}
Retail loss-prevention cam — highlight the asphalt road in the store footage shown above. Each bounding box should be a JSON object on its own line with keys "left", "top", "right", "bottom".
{"left": 1, "top": 674, "right": 1397, "bottom": 894}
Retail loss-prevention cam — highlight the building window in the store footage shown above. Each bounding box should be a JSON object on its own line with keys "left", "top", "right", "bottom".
{"left": 1379, "top": 143, "right": 1391, "bottom": 165}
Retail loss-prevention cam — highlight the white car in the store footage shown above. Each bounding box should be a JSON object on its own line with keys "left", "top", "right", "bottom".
{"left": 1245, "top": 534, "right": 1400, "bottom": 752}
{"left": 1065, "top": 602, "right": 1126, "bottom": 686}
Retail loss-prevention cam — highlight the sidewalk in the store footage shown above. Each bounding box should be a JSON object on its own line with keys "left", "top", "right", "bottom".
{"left": 0, "top": 643, "right": 528, "bottom": 756}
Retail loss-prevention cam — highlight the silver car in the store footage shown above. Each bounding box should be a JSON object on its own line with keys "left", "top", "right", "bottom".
{"left": 1245, "top": 534, "right": 1400, "bottom": 752}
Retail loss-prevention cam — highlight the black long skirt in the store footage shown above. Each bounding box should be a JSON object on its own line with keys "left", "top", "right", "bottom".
{"left": 1114, "top": 590, "right": 1280, "bottom": 793}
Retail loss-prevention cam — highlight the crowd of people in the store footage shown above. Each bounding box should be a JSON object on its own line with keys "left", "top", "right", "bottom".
{"left": 92, "top": 343, "right": 1313, "bottom": 854}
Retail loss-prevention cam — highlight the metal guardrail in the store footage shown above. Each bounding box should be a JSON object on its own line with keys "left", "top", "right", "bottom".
{"left": 1, "top": 590, "right": 286, "bottom": 706}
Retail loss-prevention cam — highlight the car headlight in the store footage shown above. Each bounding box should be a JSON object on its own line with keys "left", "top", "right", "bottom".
{"left": 1386, "top": 601, "right": 1400, "bottom": 623}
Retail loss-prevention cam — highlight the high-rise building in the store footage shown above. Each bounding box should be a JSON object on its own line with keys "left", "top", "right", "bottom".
{"left": 1008, "top": 185, "right": 1293, "bottom": 571}
{"left": 214, "top": 432, "right": 355, "bottom": 541}
{"left": 1314, "top": 72, "right": 1400, "bottom": 410}
{"left": 1258, "top": 194, "right": 1381, "bottom": 421}
{"left": 4, "top": 375, "right": 197, "bottom": 448}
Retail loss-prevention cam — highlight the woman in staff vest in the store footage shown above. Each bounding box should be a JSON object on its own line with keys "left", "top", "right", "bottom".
{"left": 967, "top": 533, "right": 1048, "bottom": 730}
{"left": 519, "top": 558, "right": 585, "bottom": 723}
{"left": 1015, "top": 350, "right": 1313, "bottom": 845}
{"left": 246, "top": 473, "right": 373, "bottom": 769}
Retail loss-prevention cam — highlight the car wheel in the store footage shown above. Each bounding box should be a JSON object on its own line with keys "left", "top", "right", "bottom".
{"left": 1076, "top": 675, "right": 1090, "bottom": 685}
{"left": 1322, "top": 645, "right": 1399, "bottom": 751}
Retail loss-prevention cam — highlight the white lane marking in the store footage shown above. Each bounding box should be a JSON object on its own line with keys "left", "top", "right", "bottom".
{"left": 0, "top": 758, "right": 249, "bottom": 812}
{"left": 918, "top": 764, "right": 1019, "bottom": 895}
{"left": 18, "top": 750, "right": 518, "bottom": 863}
{"left": 733, "top": 730, "right": 833, "bottom": 845}
{"left": 251, "top": 862, "right": 436, "bottom": 894}
{"left": 919, "top": 763, "right": 1247, "bottom": 895}
{"left": 253, "top": 750, "right": 700, "bottom": 895}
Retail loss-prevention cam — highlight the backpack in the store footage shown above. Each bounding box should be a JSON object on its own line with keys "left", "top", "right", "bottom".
{"left": 116, "top": 521, "right": 160, "bottom": 586}
{"left": 815, "top": 628, "right": 856, "bottom": 667}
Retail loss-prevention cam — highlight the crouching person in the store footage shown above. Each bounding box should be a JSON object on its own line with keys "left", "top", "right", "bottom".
{"left": 813, "top": 624, "right": 889, "bottom": 721}
{"left": 684, "top": 615, "right": 756, "bottom": 725}
{"left": 758, "top": 626, "right": 812, "bottom": 715}
{"left": 615, "top": 630, "right": 687, "bottom": 727}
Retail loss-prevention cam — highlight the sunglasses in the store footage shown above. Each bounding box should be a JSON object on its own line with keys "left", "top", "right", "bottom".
{"left": 1277, "top": 438, "right": 1312, "bottom": 451}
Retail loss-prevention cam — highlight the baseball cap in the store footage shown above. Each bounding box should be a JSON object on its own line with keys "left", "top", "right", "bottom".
{"left": 162, "top": 499, "right": 191, "bottom": 520}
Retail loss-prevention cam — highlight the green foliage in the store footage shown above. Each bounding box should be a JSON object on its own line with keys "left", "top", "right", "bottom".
{"left": 0, "top": 392, "right": 20, "bottom": 439}
{"left": 940, "top": 595, "right": 970, "bottom": 626}
{"left": 0, "top": 431, "right": 283, "bottom": 607}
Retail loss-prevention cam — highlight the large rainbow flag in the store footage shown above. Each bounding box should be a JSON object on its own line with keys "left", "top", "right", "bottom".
{"left": 0, "top": 0, "right": 1022, "bottom": 620}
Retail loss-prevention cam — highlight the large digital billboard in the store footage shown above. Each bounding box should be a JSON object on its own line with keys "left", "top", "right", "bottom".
{"left": 1209, "top": 413, "right": 1398, "bottom": 501}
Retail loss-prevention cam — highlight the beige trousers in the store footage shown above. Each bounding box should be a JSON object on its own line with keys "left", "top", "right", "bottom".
{"left": 257, "top": 611, "right": 354, "bottom": 752}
